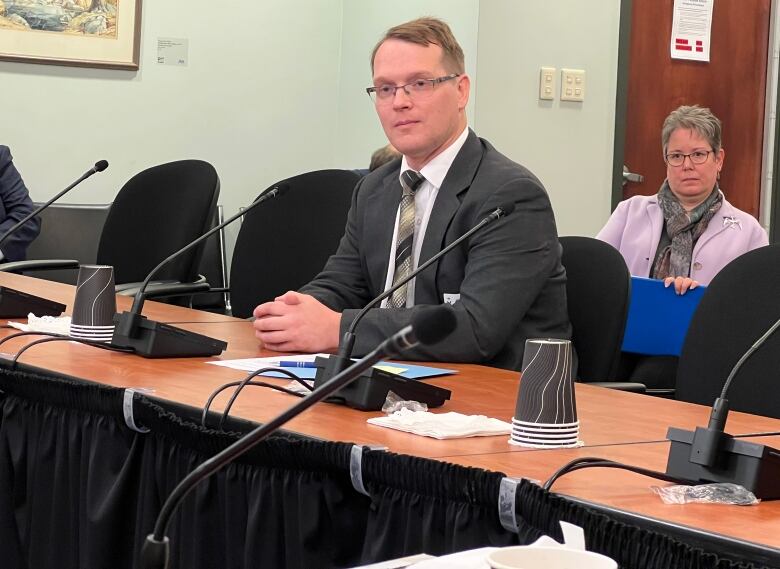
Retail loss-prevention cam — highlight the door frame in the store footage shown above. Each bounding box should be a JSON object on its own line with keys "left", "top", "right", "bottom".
{"left": 768, "top": 0, "right": 780, "bottom": 241}
{"left": 612, "top": 0, "right": 780, "bottom": 243}
{"left": 611, "top": 0, "right": 633, "bottom": 212}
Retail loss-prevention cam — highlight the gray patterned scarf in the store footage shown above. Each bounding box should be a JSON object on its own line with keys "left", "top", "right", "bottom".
{"left": 652, "top": 180, "right": 723, "bottom": 279}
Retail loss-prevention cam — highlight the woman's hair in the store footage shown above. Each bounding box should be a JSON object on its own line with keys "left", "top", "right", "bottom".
{"left": 661, "top": 105, "right": 722, "bottom": 154}
{"left": 370, "top": 17, "right": 465, "bottom": 75}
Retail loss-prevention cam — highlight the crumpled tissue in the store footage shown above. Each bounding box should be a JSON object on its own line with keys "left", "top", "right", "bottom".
{"left": 8, "top": 313, "right": 72, "bottom": 335}
{"left": 366, "top": 408, "right": 511, "bottom": 439}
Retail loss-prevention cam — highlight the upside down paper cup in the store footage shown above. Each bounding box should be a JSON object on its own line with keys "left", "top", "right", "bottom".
{"left": 512, "top": 339, "right": 579, "bottom": 448}
{"left": 70, "top": 265, "right": 116, "bottom": 341}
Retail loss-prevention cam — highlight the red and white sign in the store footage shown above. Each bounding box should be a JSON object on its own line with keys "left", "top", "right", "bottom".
{"left": 671, "top": 0, "right": 713, "bottom": 62}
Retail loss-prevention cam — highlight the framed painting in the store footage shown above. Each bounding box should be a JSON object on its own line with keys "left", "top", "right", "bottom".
{"left": 0, "top": 0, "right": 142, "bottom": 70}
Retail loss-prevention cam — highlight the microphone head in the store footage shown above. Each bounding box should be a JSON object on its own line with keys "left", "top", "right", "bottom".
{"left": 274, "top": 182, "right": 291, "bottom": 197}
{"left": 254, "top": 182, "right": 291, "bottom": 203}
{"left": 94, "top": 160, "right": 109, "bottom": 172}
{"left": 497, "top": 202, "right": 515, "bottom": 217}
{"left": 412, "top": 305, "right": 457, "bottom": 346}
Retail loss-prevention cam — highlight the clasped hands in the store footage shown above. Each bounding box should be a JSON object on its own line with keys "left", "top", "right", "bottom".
{"left": 253, "top": 291, "right": 341, "bottom": 353}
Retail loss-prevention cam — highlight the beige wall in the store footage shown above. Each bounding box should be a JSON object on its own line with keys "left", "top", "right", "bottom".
{"left": 474, "top": 0, "right": 621, "bottom": 237}
{"left": 1, "top": 1, "right": 623, "bottom": 242}
{"left": 1, "top": 1, "right": 345, "bottom": 221}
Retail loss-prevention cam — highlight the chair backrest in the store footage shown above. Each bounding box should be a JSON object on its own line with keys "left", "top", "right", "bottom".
{"left": 25, "top": 202, "right": 112, "bottom": 284}
{"left": 190, "top": 205, "right": 229, "bottom": 312}
{"left": 676, "top": 244, "right": 780, "bottom": 417}
{"left": 96, "top": 160, "right": 219, "bottom": 285}
{"left": 559, "top": 236, "right": 631, "bottom": 381}
{"left": 229, "top": 169, "right": 360, "bottom": 318}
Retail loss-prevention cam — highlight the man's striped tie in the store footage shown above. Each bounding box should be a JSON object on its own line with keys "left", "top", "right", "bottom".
{"left": 388, "top": 170, "right": 425, "bottom": 308}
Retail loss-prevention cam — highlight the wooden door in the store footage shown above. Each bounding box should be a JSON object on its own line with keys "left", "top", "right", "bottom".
{"left": 618, "top": 0, "right": 770, "bottom": 217}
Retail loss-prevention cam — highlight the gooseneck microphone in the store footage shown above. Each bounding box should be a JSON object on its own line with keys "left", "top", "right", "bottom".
{"left": 0, "top": 160, "right": 109, "bottom": 317}
{"left": 139, "top": 306, "right": 457, "bottom": 569}
{"left": 311, "top": 201, "right": 514, "bottom": 410}
{"left": 0, "top": 159, "right": 108, "bottom": 250}
{"left": 330, "top": 201, "right": 516, "bottom": 376}
{"left": 665, "top": 314, "right": 780, "bottom": 499}
{"left": 112, "top": 184, "right": 290, "bottom": 358}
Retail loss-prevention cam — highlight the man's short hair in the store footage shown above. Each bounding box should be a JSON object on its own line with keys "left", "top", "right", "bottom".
{"left": 370, "top": 17, "right": 465, "bottom": 75}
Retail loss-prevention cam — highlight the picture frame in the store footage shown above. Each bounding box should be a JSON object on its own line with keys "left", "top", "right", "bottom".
{"left": 0, "top": 0, "right": 142, "bottom": 70}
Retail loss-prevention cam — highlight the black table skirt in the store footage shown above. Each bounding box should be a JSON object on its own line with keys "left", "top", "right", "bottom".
{"left": 0, "top": 365, "right": 774, "bottom": 569}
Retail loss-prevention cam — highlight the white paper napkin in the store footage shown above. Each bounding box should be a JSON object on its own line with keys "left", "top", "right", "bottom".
{"left": 8, "top": 313, "right": 72, "bottom": 335}
{"left": 366, "top": 408, "right": 511, "bottom": 439}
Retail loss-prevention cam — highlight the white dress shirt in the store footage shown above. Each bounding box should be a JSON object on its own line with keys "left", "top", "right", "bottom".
{"left": 382, "top": 126, "right": 469, "bottom": 307}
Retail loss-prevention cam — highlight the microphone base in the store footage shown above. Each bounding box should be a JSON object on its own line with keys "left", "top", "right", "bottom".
{"left": 0, "top": 286, "right": 66, "bottom": 318}
{"left": 111, "top": 312, "right": 227, "bottom": 358}
{"left": 313, "top": 355, "right": 451, "bottom": 411}
{"left": 666, "top": 426, "right": 780, "bottom": 500}
{"left": 139, "top": 534, "right": 169, "bottom": 569}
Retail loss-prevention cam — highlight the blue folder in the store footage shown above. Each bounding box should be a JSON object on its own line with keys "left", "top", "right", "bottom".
{"left": 621, "top": 276, "right": 707, "bottom": 356}
{"left": 263, "top": 362, "right": 456, "bottom": 380}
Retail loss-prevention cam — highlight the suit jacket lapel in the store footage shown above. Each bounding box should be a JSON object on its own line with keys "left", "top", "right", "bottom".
{"left": 365, "top": 168, "right": 402, "bottom": 295}
{"left": 416, "top": 130, "right": 484, "bottom": 303}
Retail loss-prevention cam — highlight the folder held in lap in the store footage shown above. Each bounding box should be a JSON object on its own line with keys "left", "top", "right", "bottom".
{"left": 621, "top": 276, "right": 706, "bottom": 356}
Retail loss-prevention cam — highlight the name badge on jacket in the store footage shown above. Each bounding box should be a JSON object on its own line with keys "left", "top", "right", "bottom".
{"left": 443, "top": 293, "right": 460, "bottom": 305}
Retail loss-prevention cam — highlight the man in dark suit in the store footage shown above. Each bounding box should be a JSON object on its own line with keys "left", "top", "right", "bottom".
{"left": 0, "top": 146, "right": 40, "bottom": 261}
{"left": 253, "top": 17, "right": 570, "bottom": 370}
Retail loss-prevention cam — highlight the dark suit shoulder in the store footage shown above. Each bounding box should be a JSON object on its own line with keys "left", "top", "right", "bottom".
{"left": 359, "top": 157, "right": 400, "bottom": 187}
{"left": 353, "top": 158, "right": 400, "bottom": 201}
{"left": 476, "top": 136, "right": 545, "bottom": 189}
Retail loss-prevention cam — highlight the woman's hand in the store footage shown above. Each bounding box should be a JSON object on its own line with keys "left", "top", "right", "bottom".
{"left": 663, "top": 276, "right": 700, "bottom": 295}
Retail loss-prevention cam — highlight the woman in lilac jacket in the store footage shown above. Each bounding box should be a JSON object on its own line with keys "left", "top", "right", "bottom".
{"left": 599, "top": 106, "right": 767, "bottom": 291}
{"left": 597, "top": 105, "right": 768, "bottom": 388}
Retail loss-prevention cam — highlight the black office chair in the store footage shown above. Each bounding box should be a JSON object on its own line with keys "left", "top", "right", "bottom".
{"left": 228, "top": 169, "right": 360, "bottom": 318}
{"left": 676, "top": 244, "right": 780, "bottom": 418}
{"left": 23, "top": 202, "right": 112, "bottom": 285}
{"left": 559, "top": 236, "right": 639, "bottom": 390}
{"left": 2, "top": 160, "right": 220, "bottom": 301}
{"left": 189, "top": 205, "right": 229, "bottom": 313}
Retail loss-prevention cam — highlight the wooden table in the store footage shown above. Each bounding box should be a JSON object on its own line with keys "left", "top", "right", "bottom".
{"left": 4, "top": 317, "right": 780, "bottom": 460}
{"left": 2, "top": 272, "right": 780, "bottom": 556}
{"left": 441, "top": 436, "right": 780, "bottom": 550}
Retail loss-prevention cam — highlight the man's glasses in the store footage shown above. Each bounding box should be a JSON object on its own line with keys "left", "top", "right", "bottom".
{"left": 664, "top": 150, "right": 714, "bottom": 167}
{"left": 366, "top": 74, "right": 460, "bottom": 103}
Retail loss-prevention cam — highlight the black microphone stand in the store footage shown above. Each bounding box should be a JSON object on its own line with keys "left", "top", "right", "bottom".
{"left": 112, "top": 185, "right": 288, "bottom": 358}
{"left": 665, "top": 317, "right": 780, "bottom": 499}
{"left": 0, "top": 160, "right": 109, "bottom": 317}
{"left": 313, "top": 202, "right": 515, "bottom": 410}
{"left": 139, "top": 306, "right": 456, "bottom": 569}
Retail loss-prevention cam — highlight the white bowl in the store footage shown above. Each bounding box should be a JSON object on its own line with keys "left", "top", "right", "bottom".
{"left": 487, "top": 546, "right": 617, "bottom": 569}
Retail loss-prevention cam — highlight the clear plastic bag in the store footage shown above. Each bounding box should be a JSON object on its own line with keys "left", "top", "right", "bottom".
{"left": 651, "top": 483, "right": 759, "bottom": 505}
{"left": 382, "top": 390, "right": 428, "bottom": 414}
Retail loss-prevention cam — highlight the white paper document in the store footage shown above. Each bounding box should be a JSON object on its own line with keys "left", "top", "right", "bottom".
{"left": 671, "top": 0, "right": 713, "bottom": 62}
{"left": 207, "top": 353, "right": 324, "bottom": 372}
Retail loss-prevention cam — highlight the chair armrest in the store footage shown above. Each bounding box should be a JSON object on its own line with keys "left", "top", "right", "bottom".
{"left": 116, "top": 279, "right": 210, "bottom": 299}
{"left": 584, "top": 381, "right": 647, "bottom": 393}
{"left": 646, "top": 388, "right": 676, "bottom": 398}
{"left": 0, "top": 259, "right": 80, "bottom": 273}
